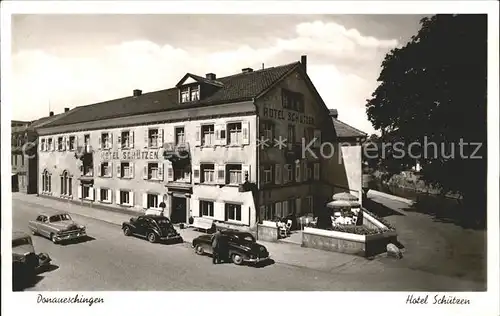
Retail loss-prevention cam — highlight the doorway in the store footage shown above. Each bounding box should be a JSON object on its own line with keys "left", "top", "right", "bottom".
{"left": 171, "top": 196, "right": 187, "bottom": 224}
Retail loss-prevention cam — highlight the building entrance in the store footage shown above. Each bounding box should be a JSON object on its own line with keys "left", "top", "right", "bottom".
{"left": 171, "top": 196, "right": 187, "bottom": 224}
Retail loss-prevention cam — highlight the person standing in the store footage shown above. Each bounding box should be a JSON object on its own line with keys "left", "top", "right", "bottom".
{"left": 211, "top": 229, "right": 222, "bottom": 264}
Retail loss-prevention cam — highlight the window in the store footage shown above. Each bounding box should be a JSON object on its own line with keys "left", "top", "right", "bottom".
{"left": 174, "top": 167, "right": 190, "bottom": 181}
{"left": 148, "top": 129, "right": 159, "bottom": 148}
{"left": 314, "top": 163, "right": 320, "bottom": 180}
{"left": 121, "top": 162, "right": 131, "bottom": 178}
{"left": 307, "top": 163, "right": 313, "bottom": 181}
{"left": 120, "top": 191, "right": 130, "bottom": 205}
{"left": 42, "top": 170, "right": 51, "bottom": 192}
{"left": 264, "top": 204, "right": 275, "bottom": 221}
{"left": 83, "top": 163, "right": 93, "bottom": 176}
{"left": 100, "top": 188, "right": 110, "bottom": 202}
{"left": 69, "top": 136, "right": 76, "bottom": 151}
{"left": 305, "top": 127, "right": 314, "bottom": 145}
{"left": 121, "top": 131, "right": 130, "bottom": 149}
{"left": 288, "top": 125, "right": 296, "bottom": 144}
{"left": 58, "top": 137, "right": 64, "bottom": 151}
{"left": 101, "top": 133, "right": 110, "bottom": 149}
{"left": 147, "top": 194, "right": 159, "bottom": 209}
{"left": 282, "top": 89, "right": 304, "bottom": 112}
{"left": 21, "top": 154, "right": 24, "bottom": 166}
{"left": 148, "top": 163, "right": 159, "bottom": 180}
{"left": 60, "top": 170, "right": 72, "bottom": 196}
{"left": 175, "top": 127, "right": 185, "bottom": 145}
{"left": 227, "top": 122, "right": 242, "bottom": 145}
{"left": 201, "top": 125, "right": 215, "bottom": 146}
{"left": 82, "top": 186, "right": 91, "bottom": 199}
{"left": 181, "top": 87, "right": 190, "bottom": 103}
{"left": 48, "top": 138, "right": 53, "bottom": 151}
{"left": 262, "top": 122, "right": 274, "bottom": 141}
{"left": 263, "top": 165, "right": 273, "bottom": 184}
{"left": 225, "top": 203, "right": 242, "bottom": 221}
{"left": 306, "top": 196, "right": 313, "bottom": 214}
{"left": 200, "top": 200, "right": 214, "bottom": 217}
{"left": 13, "top": 154, "right": 17, "bottom": 166}
{"left": 190, "top": 86, "right": 200, "bottom": 101}
{"left": 41, "top": 139, "right": 46, "bottom": 151}
{"left": 284, "top": 164, "right": 293, "bottom": 183}
{"left": 101, "top": 162, "right": 111, "bottom": 177}
{"left": 226, "top": 164, "right": 242, "bottom": 184}
{"left": 201, "top": 164, "right": 215, "bottom": 183}
{"left": 84, "top": 134, "right": 90, "bottom": 151}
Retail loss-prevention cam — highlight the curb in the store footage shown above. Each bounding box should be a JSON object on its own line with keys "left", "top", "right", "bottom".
{"left": 368, "top": 190, "right": 414, "bottom": 206}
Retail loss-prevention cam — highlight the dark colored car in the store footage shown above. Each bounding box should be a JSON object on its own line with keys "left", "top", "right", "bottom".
{"left": 122, "top": 215, "right": 182, "bottom": 243}
{"left": 192, "top": 230, "right": 270, "bottom": 265}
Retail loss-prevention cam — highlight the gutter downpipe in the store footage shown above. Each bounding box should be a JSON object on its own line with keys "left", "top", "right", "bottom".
{"left": 253, "top": 97, "right": 260, "bottom": 240}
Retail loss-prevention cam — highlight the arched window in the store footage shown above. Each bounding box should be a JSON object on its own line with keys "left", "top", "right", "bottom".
{"left": 42, "top": 170, "right": 51, "bottom": 193}
{"left": 60, "top": 170, "right": 72, "bottom": 196}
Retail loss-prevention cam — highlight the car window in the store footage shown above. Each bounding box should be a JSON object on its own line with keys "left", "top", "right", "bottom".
{"left": 156, "top": 218, "right": 171, "bottom": 226}
{"left": 60, "top": 214, "right": 72, "bottom": 221}
{"left": 49, "top": 215, "right": 61, "bottom": 222}
{"left": 36, "top": 215, "right": 44, "bottom": 222}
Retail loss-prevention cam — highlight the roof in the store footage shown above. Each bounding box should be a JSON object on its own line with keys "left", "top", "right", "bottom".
{"left": 332, "top": 118, "right": 367, "bottom": 139}
{"left": 42, "top": 62, "right": 301, "bottom": 128}
{"left": 38, "top": 209, "right": 69, "bottom": 216}
{"left": 30, "top": 112, "right": 68, "bottom": 129}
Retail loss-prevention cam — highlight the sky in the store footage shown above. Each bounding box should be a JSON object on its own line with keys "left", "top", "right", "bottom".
{"left": 11, "top": 14, "right": 427, "bottom": 135}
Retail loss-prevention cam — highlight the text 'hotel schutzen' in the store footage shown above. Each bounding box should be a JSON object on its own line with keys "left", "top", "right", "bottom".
{"left": 36, "top": 55, "right": 366, "bottom": 231}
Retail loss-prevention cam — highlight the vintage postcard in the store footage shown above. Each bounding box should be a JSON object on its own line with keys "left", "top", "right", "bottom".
{"left": 1, "top": 1, "right": 499, "bottom": 316}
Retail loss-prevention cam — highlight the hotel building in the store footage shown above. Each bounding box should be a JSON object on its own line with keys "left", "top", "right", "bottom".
{"left": 36, "top": 55, "right": 366, "bottom": 231}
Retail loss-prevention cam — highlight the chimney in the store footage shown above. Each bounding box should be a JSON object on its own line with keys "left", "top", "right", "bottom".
{"left": 64, "top": 107, "right": 70, "bottom": 113}
{"left": 329, "top": 109, "right": 338, "bottom": 118}
{"left": 301, "top": 55, "right": 307, "bottom": 73}
{"left": 133, "top": 89, "right": 142, "bottom": 97}
{"left": 242, "top": 68, "right": 253, "bottom": 73}
{"left": 49, "top": 111, "right": 54, "bottom": 117}
{"left": 206, "top": 73, "right": 216, "bottom": 80}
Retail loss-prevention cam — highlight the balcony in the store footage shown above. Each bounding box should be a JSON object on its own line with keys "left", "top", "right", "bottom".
{"left": 163, "top": 142, "right": 190, "bottom": 162}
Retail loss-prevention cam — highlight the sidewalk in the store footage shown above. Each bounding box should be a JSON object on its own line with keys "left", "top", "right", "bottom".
{"left": 13, "top": 193, "right": 362, "bottom": 273}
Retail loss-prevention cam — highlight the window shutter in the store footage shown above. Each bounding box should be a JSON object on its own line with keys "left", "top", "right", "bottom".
{"left": 259, "top": 166, "right": 264, "bottom": 185}
{"left": 97, "top": 187, "right": 101, "bottom": 202}
{"left": 159, "top": 128, "right": 164, "bottom": 147}
{"left": 274, "top": 163, "right": 281, "bottom": 185}
{"left": 75, "top": 136, "right": 79, "bottom": 150}
{"left": 117, "top": 134, "right": 122, "bottom": 148}
{"left": 295, "top": 198, "right": 301, "bottom": 216}
{"left": 77, "top": 184, "right": 82, "bottom": 199}
{"left": 52, "top": 138, "right": 56, "bottom": 151}
{"left": 282, "top": 165, "right": 288, "bottom": 184}
{"left": 144, "top": 129, "right": 149, "bottom": 148}
{"left": 314, "top": 163, "right": 320, "bottom": 180}
{"left": 302, "top": 160, "right": 308, "bottom": 181}
{"left": 143, "top": 165, "right": 148, "bottom": 180}
{"left": 195, "top": 126, "right": 201, "bottom": 146}
{"left": 116, "top": 190, "right": 121, "bottom": 204}
{"left": 216, "top": 164, "right": 225, "bottom": 184}
{"left": 98, "top": 136, "right": 102, "bottom": 150}
{"left": 64, "top": 136, "right": 69, "bottom": 151}
{"left": 98, "top": 163, "right": 102, "bottom": 177}
{"left": 143, "top": 193, "right": 148, "bottom": 209}
{"left": 167, "top": 161, "right": 174, "bottom": 182}
{"left": 282, "top": 201, "right": 289, "bottom": 217}
{"left": 130, "top": 162, "right": 135, "bottom": 178}
{"left": 242, "top": 164, "right": 250, "bottom": 183}
{"left": 130, "top": 191, "right": 135, "bottom": 206}
{"left": 275, "top": 202, "right": 282, "bottom": 218}
{"left": 242, "top": 121, "right": 250, "bottom": 145}
{"left": 89, "top": 187, "right": 95, "bottom": 201}
{"left": 314, "top": 129, "right": 321, "bottom": 148}
{"left": 158, "top": 162, "right": 164, "bottom": 181}
{"left": 130, "top": 131, "right": 135, "bottom": 148}
{"left": 109, "top": 133, "right": 113, "bottom": 149}
{"left": 259, "top": 205, "right": 266, "bottom": 222}
{"left": 109, "top": 162, "right": 113, "bottom": 178}
{"left": 116, "top": 164, "right": 121, "bottom": 178}
{"left": 295, "top": 161, "right": 301, "bottom": 182}
{"left": 193, "top": 165, "right": 200, "bottom": 183}
{"left": 214, "top": 124, "right": 221, "bottom": 145}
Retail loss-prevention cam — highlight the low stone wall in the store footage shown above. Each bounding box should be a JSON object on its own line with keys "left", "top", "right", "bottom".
{"left": 302, "top": 227, "right": 397, "bottom": 257}
{"left": 257, "top": 223, "right": 278, "bottom": 242}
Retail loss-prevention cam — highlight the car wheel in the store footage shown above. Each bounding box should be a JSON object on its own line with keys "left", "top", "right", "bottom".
{"left": 195, "top": 245, "right": 204, "bottom": 255}
{"left": 50, "top": 234, "right": 58, "bottom": 244}
{"left": 123, "top": 226, "right": 132, "bottom": 236}
{"left": 147, "top": 232, "right": 157, "bottom": 243}
{"left": 232, "top": 253, "right": 243, "bottom": 265}
{"left": 31, "top": 230, "right": 37, "bottom": 236}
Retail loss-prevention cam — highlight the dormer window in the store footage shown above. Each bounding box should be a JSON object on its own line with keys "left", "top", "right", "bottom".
{"left": 180, "top": 85, "right": 200, "bottom": 103}
{"left": 191, "top": 86, "right": 200, "bottom": 101}
{"left": 181, "top": 87, "right": 190, "bottom": 103}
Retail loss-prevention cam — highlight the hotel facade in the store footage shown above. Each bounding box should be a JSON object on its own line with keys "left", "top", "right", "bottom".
{"left": 36, "top": 56, "right": 366, "bottom": 231}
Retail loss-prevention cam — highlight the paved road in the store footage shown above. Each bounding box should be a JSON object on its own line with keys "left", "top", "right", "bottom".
{"left": 12, "top": 199, "right": 484, "bottom": 291}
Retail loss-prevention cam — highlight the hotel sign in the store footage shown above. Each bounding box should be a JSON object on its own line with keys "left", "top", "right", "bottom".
{"left": 262, "top": 107, "right": 315, "bottom": 125}
{"left": 100, "top": 150, "right": 160, "bottom": 161}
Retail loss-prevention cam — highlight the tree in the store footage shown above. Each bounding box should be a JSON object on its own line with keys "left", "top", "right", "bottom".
{"left": 365, "top": 14, "right": 487, "bottom": 223}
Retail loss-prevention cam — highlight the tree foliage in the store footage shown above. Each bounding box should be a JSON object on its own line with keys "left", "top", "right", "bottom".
{"left": 365, "top": 15, "right": 487, "bottom": 218}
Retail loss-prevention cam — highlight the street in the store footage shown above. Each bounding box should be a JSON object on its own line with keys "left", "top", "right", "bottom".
{"left": 12, "top": 195, "right": 485, "bottom": 291}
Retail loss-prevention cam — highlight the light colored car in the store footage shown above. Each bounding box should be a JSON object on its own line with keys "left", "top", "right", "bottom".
{"left": 28, "top": 211, "right": 86, "bottom": 244}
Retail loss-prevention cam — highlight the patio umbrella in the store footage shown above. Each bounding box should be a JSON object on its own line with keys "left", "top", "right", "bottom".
{"left": 332, "top": 192, "right": 359, "bottom": 201}
{"left": 327, "top": 200, "right": 361, "bottom": 209}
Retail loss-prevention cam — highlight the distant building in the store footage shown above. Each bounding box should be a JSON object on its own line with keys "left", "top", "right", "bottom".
{"left": 36, "top": 55, "right": 366, "bottom": 231}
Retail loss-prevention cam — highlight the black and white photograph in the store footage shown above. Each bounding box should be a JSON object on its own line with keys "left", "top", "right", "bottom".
{"left": 1, "top": 1, "right": 499, "bottom": 316}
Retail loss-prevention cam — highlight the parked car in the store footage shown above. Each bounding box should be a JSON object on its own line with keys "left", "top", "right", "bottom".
{"left": 12, "top": 231, "right": 52, "bottom": 289}
{"left": 192, "top": 230, "right": 270, "bottom": 265}
{"left": 28, "top": 211, "right": 86, "bottom": 244}
{"left": 122, "top": 215, "right": 182, "bottom": 243}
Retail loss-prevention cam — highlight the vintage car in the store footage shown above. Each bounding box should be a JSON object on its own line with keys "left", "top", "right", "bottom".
{"left": 192, "top": 230, "right": 270, "bottom": 265}
{"left": 122, "top": 215, "right": 183, "bottom": 243}
{"left": 12, "top": 231, "right": 52, "bottom": 288}
{"left": 28, "top": 211, "right": 86, "bottom": 244}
